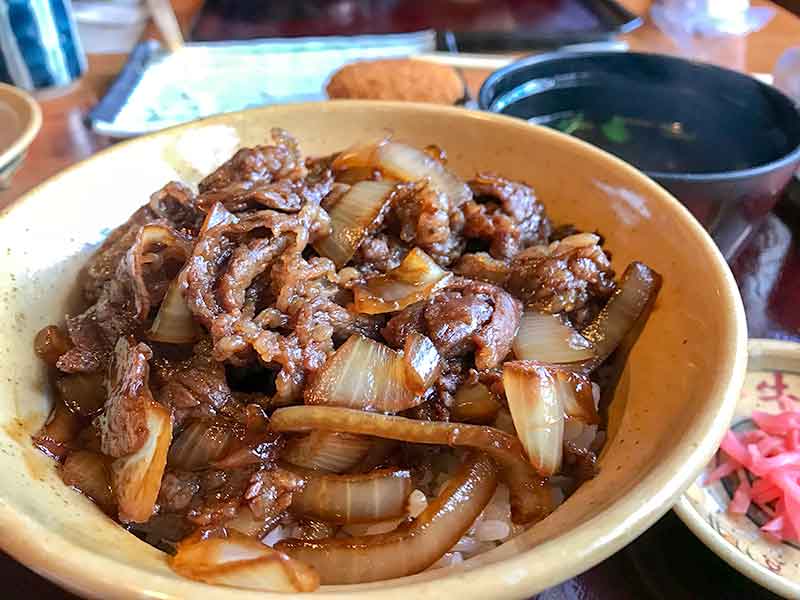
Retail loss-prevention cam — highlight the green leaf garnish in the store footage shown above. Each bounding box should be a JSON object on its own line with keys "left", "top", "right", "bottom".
{"left": 601, "top": 116, "right": 630, "bottom": 144}
{"left": 556, "top": 112, "right": 585, "bottom": 135}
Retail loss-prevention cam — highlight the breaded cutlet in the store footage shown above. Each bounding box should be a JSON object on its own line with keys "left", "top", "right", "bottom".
{"left": 326, "top": 58, "right": 465, "bottom": 105}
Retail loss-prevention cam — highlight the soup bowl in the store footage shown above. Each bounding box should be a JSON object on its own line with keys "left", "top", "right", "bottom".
{"left": 0, "top": 101, "right": 746, "bottom": 599}
{"left": 479, "top": 51, "right": 800, "bottom": 260}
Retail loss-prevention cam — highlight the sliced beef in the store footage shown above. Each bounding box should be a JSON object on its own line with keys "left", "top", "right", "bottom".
{"left": 97, "top": 337, "right": 155, "bottom": 458}
{"left": 390, "top": 183, "right": 466, "bottom": 267}
{"left": 81, "top": 206, "right": 153, "bottom": 304}
{"left": 353, "top": 232, "right": 409, "bottom": 275}
{"left": 245, "top": 466, "right": 304, "bottom": 521}
{"left": 198, "top": 128, "right": 306, "bottom": 195}
{"left": 185, "top": 466, "right": 259, "bottom": 527}
{"left": 507, "top": 232, "right": 615, "bottom": 317}
{"left": 158, "top": 471, "right": 201, "bottom": 513}
{"left": 383, "top": 279, "right": 521, "bottom": 370}
{"left": 199, "top": 172, "right": 334, "bottom": 214}
{"left": 463, "top": 173, "right": 551, "bottom": 260}
{"left": 453, "top": 252, "right": 510, "bottom": 286}
{"left": 185, "top": 204, "right": 330, "bottom": 329}
{"left": 381, "top": 301, "right": 425, "bottom": 348}
{"left": 197, "top": 128, "right": 312, "bottom": 213}
{"left": 59, "top": 222, "right": 193, "bottom": 374}
{"left": 148, "top": 181, "right": 204, "bottom": 234}
{"left": 423, "top": 288, "right": 494, "bottom": 358}
{"left": 153, "top": 339, "right": 233, "bottom": 425}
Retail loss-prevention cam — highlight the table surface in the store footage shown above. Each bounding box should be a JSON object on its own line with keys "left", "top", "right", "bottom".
{"left": 2, "top": 1, "right": 799, "bottom": 598}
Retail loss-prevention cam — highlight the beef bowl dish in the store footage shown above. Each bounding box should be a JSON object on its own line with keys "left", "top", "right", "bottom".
{"left": 0, "top": 102, "right": 746, "bottom": 599}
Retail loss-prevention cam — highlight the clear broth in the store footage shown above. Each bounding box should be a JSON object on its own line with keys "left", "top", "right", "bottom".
{"left": 500, "top": 82, "right": 795, "bottom": 175}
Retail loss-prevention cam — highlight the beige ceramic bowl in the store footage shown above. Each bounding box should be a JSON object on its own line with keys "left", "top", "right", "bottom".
{"left": 0, "top": 101, "right": 747, "bottom": 599}
{"left": 0, "top": 82, "right": 41, "bottom": 188}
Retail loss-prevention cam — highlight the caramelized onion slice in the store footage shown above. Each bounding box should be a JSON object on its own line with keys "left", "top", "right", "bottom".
{"left": 170, "top": 530, "right": 319, "bottom": 592}
{"left": 61, "top": 450, "right": 115, "bottom": 512}
{"left": 127, "top": 224, "right": 193, "bottom": 320}
{"left": 225, "top": 506, "right": 275, "bottom": 539}
{"left": 403, "top": 333, "right": 442, "bottom": 395}
{"left": 581, "top": 261, "right": 662, "bottom": 366}
{"left": 353, "top": 248, "right": 452, "bottom": 315}
{"left": 377, "top": 142, "right": 471, "bottom": 207}
{"left": 276, "top": 452, "right": 496, "bottom": 584}
{"left": 503, "top": 362, "right": 564, "bottom": 477}
{"left": 556, "top": 370, "right": 600, "bottom": 425}
{"left": 331, "top": 137, "right": 388, "bottom": 171}
{"left": 34, "top": 325, "right": 72, "bottom": 367}
{"left": 147, "top": 273, "right": 201, "bottom": 344}
{"left": 168, "top": 419, "right": 237, "bottom": 471}
{"left": 304, "top": 334, "right": 421, "bottom": 413}
{"left": 512, "top": 312, "right": 595, "bottom": 365}
{"left": 290, "top": 465, "right": 413, "bottom": 523}
{"left": 313, "top": 180, "right": 397, "bottom": 268}
{"left": 333, "top": 140, "right": 471, "bottom": 208}
{"left": 270, "top": 405, "right": 552, "bottom": 523}
{"left": 56, "top": 373, "right": 106, "bottom": 417}
{"left": 451, "top": 382, "right": 500, "bottom": 425}
{"left": 111, "top": 402, "right": 172, "bottom": 523}
{"left": 148, "top": 203, "right": 236, "bottom": 343}
{"left": 32, "top": 399, "right": 82, "bottom": 460}
{"left": 204, "top": 200, "right": 241, "bottom": 228}
{"left": 282, "top": 431, "right": 374, "bottom": 473}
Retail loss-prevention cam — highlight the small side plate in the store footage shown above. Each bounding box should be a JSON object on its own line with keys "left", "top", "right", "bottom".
{"left": 0, "top": 83, "right": 41, "bottom": 187}
{"left": 675, "top": 338, "right": 800, "bottom": 598}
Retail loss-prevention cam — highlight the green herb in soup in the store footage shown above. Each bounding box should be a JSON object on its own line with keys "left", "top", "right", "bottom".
{"left": 542, "top": 111, "right": 744, "bottom": 173}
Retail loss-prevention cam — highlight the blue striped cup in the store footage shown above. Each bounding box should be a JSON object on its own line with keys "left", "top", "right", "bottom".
{"left": 0, "top": 0, "right": 86, "bottom": 91}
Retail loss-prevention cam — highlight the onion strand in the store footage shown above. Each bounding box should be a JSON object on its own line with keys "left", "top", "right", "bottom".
{"left": 170, "top": 529, "right": 320, "bottom": 592}
{"left": 402, "top": 332, "right": 442, "bottom": 395}
{"left": 270, "top": 405, "right": 552, "bottom": 523}
{"left": 581, "top": 261, "right": 662, "bottom": 366}
{"left": 304, "top": 334, "right": 422, "bottom": 413}
{"left": 353, "top": 247, "right": 452, "bottom": 315}
{"left": 282, "top": 431, "right": 374, "bottom": 473}
{"left": 313, "top": 180, "right": 398, "bottom": 268}
{"left": 503, "top": 362, "right": 565, "bottom": 477}
{"left": 289, "top": 465, "right": 413, "bottom": 523}
{"left": 512, "top": 312, "right": 595, "bottom": 365}
{"left": 276, "top": 452, "right": 496, "bottom": 584}
{"left": 111, "top": 401, "right": 172, "bottom": 523}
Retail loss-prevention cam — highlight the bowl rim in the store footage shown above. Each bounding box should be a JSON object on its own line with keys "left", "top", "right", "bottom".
{"left": 674, "top": 338, "right": 800, "bottom": 599}
{"left": 0, "top": 100, "right": 748, "bottom": 599}
{"left": 478, "top": 50, "right": 800, "bottom": 184}
{"left": 0, "top": 82, "right": 42, "bottom": 169}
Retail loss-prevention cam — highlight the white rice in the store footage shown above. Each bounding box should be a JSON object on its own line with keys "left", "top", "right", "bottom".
{"left": 431, "top": 552, "right": 464, "bottom": 569}
{"left": 406, "top": 489, "right": 428, "bottom": 518}
{"left": 341, "top": 518, "right": 405, "bottom": 536}
{"left": 263, "top": 524, "right": 288, "bottom": 547}
{"left": 474, "top": 519, "right": 511, "bottom": 542}
{"left": 451, "top": 536, "right": 482, "bottom": 553}
{"left": 564, "top": 420, "right": 597, "bottom": 452}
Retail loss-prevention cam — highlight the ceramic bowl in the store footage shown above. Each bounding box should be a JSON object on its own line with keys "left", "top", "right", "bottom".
{"left": 0, "top": 101, "right": 747, "bottom": 599}
{"left": 0, "top": 83, "right": 41, "bottom": 189}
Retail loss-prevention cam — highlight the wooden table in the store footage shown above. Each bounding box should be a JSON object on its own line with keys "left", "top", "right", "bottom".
{"left": 1, "top": 1, "right": 799, "bottom": 598}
